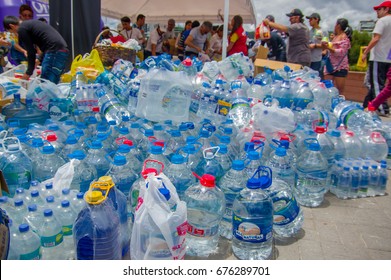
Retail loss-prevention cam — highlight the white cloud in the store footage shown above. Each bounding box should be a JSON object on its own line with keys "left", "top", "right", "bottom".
{"left": 251, "top": 0, "right": 378, "bottom": 32}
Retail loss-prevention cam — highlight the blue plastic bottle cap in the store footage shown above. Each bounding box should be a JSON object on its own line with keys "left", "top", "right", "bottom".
{"left": 308, "top": 143, "right": 321, "bottom": 151}
{"left": 91, "top": 140, "right": 103, "bottom": 149}
{"left": 363, "top": 165, "right": 369, "bottom": 170}
{"left": 184, "top": 144, "right": 196, "bottom": 154}
{"left": 353, "top": 166, "right": 359, "bottom": 171}
{"left": 330, "top": 130, "right": 341, "bottom": 137}
{"left": 30, "top": 180, "right": 39, "bottom": 187}
{"left": 15, "top": 188, "right": 24, "bottom": 194}
{"left": 71, "top": 150, "right": 86, "bottom": 160}
{"left": 144, "top": 129, "right": 154, "bottom": 137}
{"left": 171, "top": 154, "right": 185, "bottom": 164}
{"left": 232, "top": 160, "right": 245, "bottom": 171}
{"left": 46, "top": 196, "right": 55, "bottom": 203}
{"left": 61, "top": 200, "right": 70, "bottom": 208}
{"left": 44, "top": 209, "right": 53, "bottom": 217}
{"left": 200, "top": 130, "right": 210, "bottom": 138}
{"left": 118, "top": 144, "right": 131, "bottom": 153}
{"left": 28, "top": 204, "right": 37, "bottom": 212}
{"left": 372, "top": 165, "right": 378, "bottom": 169}
{"left": 218, "top": 145, "right": 228, "bottom": 154}
{"left": 153, "top": 124, "right": 163, "bottom": 131}
{"left": 14, "top": 199, "right": 24, "bottom": 207}
{"left": 131, "top": 123, "right": 140, "bottom": 129}
{"left": 381, "top": 164, "right": 387, "bottom": 169}
{"left": 275, "top": 147, "right": 287, "bottom": 157}
{"left": 343, "top": 166, "right": 350, "bottom": 171}
{"left": 244, "top": 142, "right": 255, "bottom": 152}
{"left": 46, "top": 183, "right": 53, "bottom": 189}
{"left": 42, "top": 145, "right": 55, "bottom": 154}
{"left": 247, "top": 151, "right": 260, "bottom": 160}
{"left": 220, "top": 136, "right": 230, "bottom": 144}
{"left": 30, "top": 190, "right": 39, "bottom": 197}
{"left": 77, "top": 192, "right": 84, "bottom": 199}
{"left": 150, "top": 145, "right": 163, "bottom": 154}
{"left": 186, "top": 136, "right": 197, "bottom": 144}
{"left": 179, "top": 124, "right": 188, "bottom": 131}
{"left": 247, "top": 178, "right": 261, "bottom": 189}
{"left": 19, "top": 224, "right": 30, "bottom": 233}
{"left": 65, "top": 135, "right": 78, "bottom": 144}
{"left": 119, "top": 127, "right": 129, "bottom": 134}
{"left": 224, "top": 127, "right": 233, "bottom": 135}
{"left": 62, "top": 188, "right": 70, "bottom": 195}
{"left": 170, "top": 130, "right": 181, "bottom": 137}
{"left": 113, "top": 155, "right": 127, "bottom": 166}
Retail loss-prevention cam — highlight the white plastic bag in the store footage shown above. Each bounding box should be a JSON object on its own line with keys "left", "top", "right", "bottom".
{"left": 135, "top": 68, "right": 192, "bottom": 123}
{"left": 47, "top": 159, "right": 80, "bottom": 196}
{"left": 252, "top": 101, "right": 296, "bottom": 139}
{"left": 130, "top": 172, "right": 187, "bottom": 260}
{"left": 26, "top": 78, "right": 61, "bottom": 111}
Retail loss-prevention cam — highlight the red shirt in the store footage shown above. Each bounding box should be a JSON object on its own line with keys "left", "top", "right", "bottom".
{"left": 228, "top": 25, "right": 248, "bottom": 56}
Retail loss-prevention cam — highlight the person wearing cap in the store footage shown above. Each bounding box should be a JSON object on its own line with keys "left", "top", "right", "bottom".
{"left": 263, "top": 8, "right": 311, "bottom": 66}
{"left": 184, "top": 21, "right": 213, "bottom": 59}
{"left": 362, "top": 1, "right": 391, "bottom": 115}
{"left": 145, "top": 25, "right": 166, "bottom": 58}
{"left": 306, "top": 13, "right": 328, "bottom": 78}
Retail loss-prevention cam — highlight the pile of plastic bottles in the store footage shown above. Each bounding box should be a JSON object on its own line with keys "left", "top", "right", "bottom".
{"left": 0, "top": 53, "right": 390, "bottom": 260}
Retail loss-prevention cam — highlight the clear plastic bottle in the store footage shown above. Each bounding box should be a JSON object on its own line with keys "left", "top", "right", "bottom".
{"left": 184, "top": 174, "right": 226, "bottom": 257}
{"left": 60, "top": 134, "right": 81, "bottom": 161}
{"left": 39, "top": 209, "right": 65, "bottom": 260}
{"left": 328, "top": 129, "right": 346, "bottom": 161}
{"left": 106, "top": 155, "right": 139, "bottom": 197}
{"left": 115, "top": 144, "right": 143, "bottom": 174}
{"left": 294, "top": 140, "right": 328, "bottom": 207}
{"left": 219, "top": 160, "right": 247, "bottom": 240}
{"left": 368, "top": 165, "right": 380, "bottom": 197}
{"left": 8, "top": 199, "right": 28, "bottom": 226}
{"left": 358, "top": 165, "right": 370, "bottom": 198}
{"left": 145, "top": 145, "right": 171, "bottom": 171}
{"left": 165, "top": 154, "right": 196, "bottom": 200}
{"left": 266, "top": 147, "right": 295, "bottom": 188}
{"left": 194, "top": 148, "right": 225, "bottom": 182}
{"left": 232, "top": 169, "right": 273, "bottom": 260}
{"left": 57, "top": 200, "right": 77, "bottom": 259}
{"left": 33, "top": 145, "right": 66, "bottom": 183}
{"left": 376, "top": 163, "right": 388, "bottom": 196}
{"left": 68, "top": 150, "right": 98, "bottom": 193}
{"left": 228, "top": 80, "right": 251, "bottom": 128}
{"left": 23, "top": 204, "right": 43, "bottom": 234}
{"left": 335, "top": 166, "right": 351, "bottom": 199}
{"left": 350, "top": 166, "right": 360, "bottom": 199}
{"left": 71, "top": 192, "right": 86, "bottom": 214}
{"left": 293, "top": 82, "right": 314, "bottom": 111}
{"left": 85, "top": 140, "right": 111, "bottom": 178}
{"left": 1, "top": 93, "right": 26, "bottom": 120}
{"left": 244, "top": 151, "right": 263, "bottom": 179}
{"left": 12, "top": 223, "right": 42, "bottom": 260}
{"left": 215, "top": 144, "right": 233, "bottom": 173}
{"left": 28, "top": 189, "right": 46, "bottom": 209}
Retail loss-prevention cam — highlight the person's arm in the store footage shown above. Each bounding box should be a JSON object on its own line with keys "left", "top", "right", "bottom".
{"left": 185, "top": 35, "right": 202, "bottom": 53}
{"left": 18, "top": 27, "right": 36, "bottom": 79}
{"left": 227, "top": 32, "right": 239, "bottom": 53}
{"left": 263, "top": 19, "right": 289, "bottom": 34}
{"left": 0, "top": 38, "right": 11, "bottom": 47}
{"left": 362, "top": 33, "right": 381, "bottom": 61}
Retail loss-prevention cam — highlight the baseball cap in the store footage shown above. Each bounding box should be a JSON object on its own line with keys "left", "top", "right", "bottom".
{"left": 286, "top": 9, "right": 304, "bottom": 17}
{"left": 373, "top": 1, "right": 391, "bottom": 10}
{"left": 306, "top": 13, "right": 321, "bottom": 20}
{"left": 265, "top": 15, "right": 275, "bottom": 22}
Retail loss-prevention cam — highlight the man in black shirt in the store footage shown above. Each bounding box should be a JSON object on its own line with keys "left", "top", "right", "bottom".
{"left": 3, "top": 16, "right": 69, "bottom": 84}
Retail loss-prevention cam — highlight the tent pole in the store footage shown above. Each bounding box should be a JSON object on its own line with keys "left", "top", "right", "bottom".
{"left": 71, "top": 0, "right": 75, "bottom": 59}
{"left": 222, "top": 0, "right": 229, "bottom": 59}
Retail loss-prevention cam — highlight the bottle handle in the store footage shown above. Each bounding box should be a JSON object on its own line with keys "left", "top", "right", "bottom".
{"left": 142, "top": 159, "right": 164, "bottom": 175}
{"left": 2, "top": 137, "right": 22, "bottom": 153}
{"left": 202, "top": 146, "right": 220, "bottom": 159}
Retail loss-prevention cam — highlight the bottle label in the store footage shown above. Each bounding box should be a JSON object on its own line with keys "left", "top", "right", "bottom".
{"left": 131, "top": 189, "right": 140, "bottom": 208}
{"left": 216, "top": 99, "right": 232, "bottom": 116}
{"left": 101, "top": 97, "right": 120, "bottom": 116}
{"left": 295, "top": 169, "right": 327, "bottom": 194}
{"left": 271, "top": 196, "right": 300, "bottom": 226}
{"left": 4, "top": 171, "right": 31, "bottom": 187}
{"left": 20, "top": 247, "right": 41, "bottom": 260}
{"left": 62, "top": 224, "right": 73, "bottom": 236}
{"left": 231, "top": 97, "right": 249, "bottom": 110}
{"left": 232, "top": 215, "right": 273, "bottom": 243}
{"left": 187, "top": 223, "right": 219, "bottom": 237}
{"left": 41, "top": 232, "right": 63, "bottom": 247}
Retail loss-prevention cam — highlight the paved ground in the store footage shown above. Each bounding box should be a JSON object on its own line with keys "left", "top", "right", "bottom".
{"left": 187, "top": 117, "right": 391, "bottom": 261}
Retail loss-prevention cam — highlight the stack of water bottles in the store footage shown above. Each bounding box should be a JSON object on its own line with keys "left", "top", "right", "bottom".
{"left": 1, "top": 52, "right": 390, "bottom": 260}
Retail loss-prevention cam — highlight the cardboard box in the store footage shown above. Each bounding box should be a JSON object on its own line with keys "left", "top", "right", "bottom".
{"left": 256, "top": 45, "right": 269, "bottom": 60}
{"left": 254, "top": 59, "right": 302, "bottom": 76}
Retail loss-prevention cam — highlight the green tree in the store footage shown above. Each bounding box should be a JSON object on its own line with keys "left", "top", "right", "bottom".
{"left": 349, "top": 30, "right": 372, "bottom": 71}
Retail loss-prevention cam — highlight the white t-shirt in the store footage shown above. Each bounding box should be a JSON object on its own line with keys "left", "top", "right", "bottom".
{"left": 209, "top": 33, "right": 222, "bottom": 60}
{"left": 370, "top": 15, "right": 391, "bottom": 62}
{"left": 120, "top": 27, "right": 143, "bottom": 45}
{"left": 145, "top": 29, "right": 164, "bottom": 53}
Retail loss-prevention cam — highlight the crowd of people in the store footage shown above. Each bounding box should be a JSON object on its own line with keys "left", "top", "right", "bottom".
{"left": 0, "top": 2, "right": 390, "bottom": 114}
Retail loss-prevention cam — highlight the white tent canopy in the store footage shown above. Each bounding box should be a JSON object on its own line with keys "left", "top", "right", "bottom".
{"left": 101, "top": 0, "right": 256, "bottom": 24}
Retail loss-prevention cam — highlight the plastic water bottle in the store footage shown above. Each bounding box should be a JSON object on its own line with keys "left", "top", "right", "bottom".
{"left": 8, "top": 199, "right": 28, "bottom": 226}
{"left": 219, "top": 160, "right": 247, "bottom": 240}
{"left": 293, "top": 82, "right": 314, "bottom": 111}
{"left": 232, "top": 168, "right": 274, "bottom": 260}
{"left": 70, "top": 71, "right": 88, "bottom": 97}
{"left": 335, "top": 166, "right": 350, "bottom": 199}
{"left": 361, "top": 132, "right": 388, "bottom": 161}
{"left": 60, "top": 134, "right": 81, "bottom": 161}
{"left": 13, "top": 98, "right": 50, "bottom": 128}
{"left": 184, "top": 174, "right": 226, "bottom": 257}
{"left": 28, "top": 189, "right": 46, "bottom": 208}
{"left": 294, "top": 139, "right": 328, "bottom": 207}
{"left": 368, "top": 165, "right": 380, "bottom": 197}
{"left": 194, "top": 147, "right": 225, "bottom": 182}
{"left": 115, "top": 144, "right": 143, "bottom": 174}
{"left": 228, "top": 80, "right": 251, "bottom": 128}
{"left": 216, "top": 144, "right": 233, "bottom": 173}
{"left": 85, "top": 140, "right": 111, "bottom": 178}
{"left": 106, "top": 155, "right": 139, "bottom": 197}
{"left": 58, "top": 200, "right": 77, "bottom": 259}
{"left": 44, "top": 195, "right": 62, "bottom": 216}
{"left": 328, "top": 129, "right": 346, "bottom": 161}
{"left": 196, "top": 82, "right": 217, "bottom": 120}
{"left": 350, "top": 166, "right": 360, "bottom": 199}
{"left": 12, "top": 223, "right": 42, "bottom": 260}
{"left": 340, "top": 130, "right": 363, "bottom": 159}
{"left": 73, "top": 187, "right": 121, "bottom": 260}
{"left": 13, "top": 187, "right": 29, "bottom": 204}
{"left": 358, "top": 165, "right": 370, "bottom": 198}
{"left": 266, "top": 147, "right": 294, "bottom": 187}
{"left": 33, "top": 145, "right": 66, "bottom": 183}
{"left": 68, "top": 150, "right": 97, "bottom": 193}
{"left": 165, "top": 154, "right": 196, "bottom": 200}
{"left": 376, "top": 163, "right": 388, "bottom": 196}
{"left": 41, "top": 182, "right": 57, "bottom": 198}
{"left": 145, "top": 145, "right": 171, "bottom": 171}
{"left": 164, "top": 130, "right": 186, "bottom": 161}
{"left": 244, "top": 151, "right": 263, "bottom": 179}
{"left": 39, "top": 209, "right": 65, "bottom": 260}
{"left": 71, "top": 192, "right": 86, "bottom": 214}
{"left": 1, "top": 138, "right": 33, "bottom": 197}
{"left": 1, "top": 93, "right": 26, "bottom": 120}
{"left": 314, "top": 126, "right": 335, "bottom": 168}
{"left": 95, "top": 85, "right": 131, "bottom": 125}
{"left": 24, "top": 204, "right": 43, "bottom": 233}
